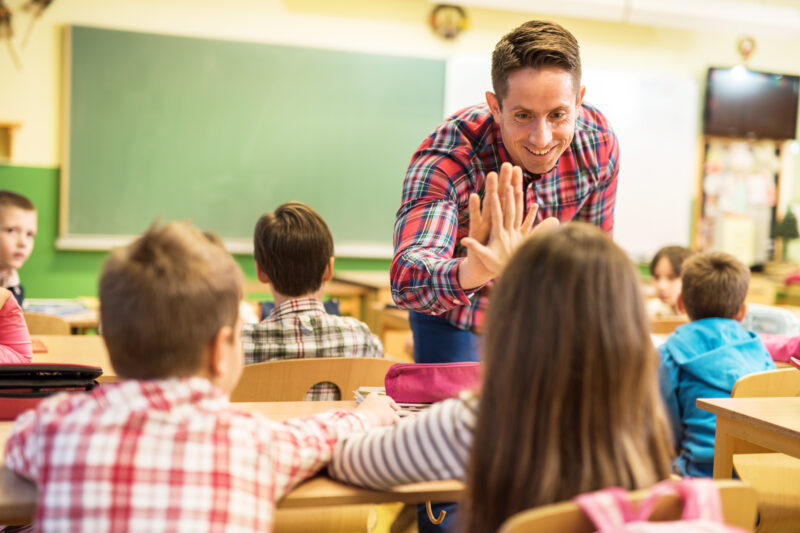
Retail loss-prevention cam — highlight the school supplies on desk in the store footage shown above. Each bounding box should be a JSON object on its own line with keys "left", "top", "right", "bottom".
{"left": 23, "top": 298, "right": 91, "bottom": 317}
{"left": 353, "top": 386, "right": 428, "bottom": 417}
{"left": 0, "top": 363, "right": 102, "bottom": 420}
{"left": 384, "top": 362, "right": 481, "bottom": 403}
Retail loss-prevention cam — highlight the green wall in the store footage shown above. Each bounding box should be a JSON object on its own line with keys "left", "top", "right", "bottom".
{"left": 1, "top": 164, "right": 390, "bottom": 298}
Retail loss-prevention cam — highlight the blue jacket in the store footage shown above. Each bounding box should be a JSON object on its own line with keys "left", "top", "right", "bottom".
{"left": 658, "top": 318, "right": 775, "bottom": 477}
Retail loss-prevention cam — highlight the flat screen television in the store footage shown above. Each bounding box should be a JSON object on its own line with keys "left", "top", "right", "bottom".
{"left": 703, "top": 67, "right": 800, "bottom": 140}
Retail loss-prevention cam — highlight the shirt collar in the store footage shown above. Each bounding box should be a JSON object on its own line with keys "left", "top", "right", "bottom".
{"left": 269, "top": 297, "right": 326, "bottom": 319}
{"left": 0, "top": 269, "right": 19, "bottom": 288}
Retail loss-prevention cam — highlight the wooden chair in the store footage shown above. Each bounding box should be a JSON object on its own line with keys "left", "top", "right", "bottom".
{"left": 497, "top": 480, "right": 757, "bottom": 533}
{"left": 731, "top": 367, "right": 800, "bottom": 398}
{"left": 23, "top": 312, "right": 71, "bottom": 335}
{"left": 731, "top": 367, "right": 800, "bottom": 532}
{"left": 230, "top": 357, "right": 398, "bottom": 402}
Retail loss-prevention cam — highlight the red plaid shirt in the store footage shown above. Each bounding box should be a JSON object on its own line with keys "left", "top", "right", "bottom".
{"left": 4, "top": 378, "right": 369, "bottom": 532}
{"left": 392, "top": 102, "right": 619, "bottom": 331}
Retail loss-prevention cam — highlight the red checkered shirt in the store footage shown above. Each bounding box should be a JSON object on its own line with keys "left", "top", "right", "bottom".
{"left": 242, "top": 298, "right": 383, "bottom": 401}
{"left": 392, "top": 102, "right": 619, "bottom": 331}
{"left": 4, "top": 378, "right": 370, "bottom": 532}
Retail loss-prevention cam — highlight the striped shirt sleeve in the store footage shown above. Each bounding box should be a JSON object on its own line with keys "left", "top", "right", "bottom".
{"left": 327, "top": 397, "right": 477, "bottom": 490}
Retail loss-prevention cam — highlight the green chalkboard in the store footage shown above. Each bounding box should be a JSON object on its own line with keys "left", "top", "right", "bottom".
{"left": 64, "top": 26, "right": 445, "bottom": 256}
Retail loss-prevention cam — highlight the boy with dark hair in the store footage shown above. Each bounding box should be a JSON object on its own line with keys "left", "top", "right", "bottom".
{"left": 0, "top": 190, "right": 37, "bottom": 306}
{"left": 244, "top": 202, "right": 383, "bottom": 400}
{"left": 5, "top": 221, "right": 397, "bottom": 532}
{"left": 659, "top": 251, "right": 775, "bottom": 477}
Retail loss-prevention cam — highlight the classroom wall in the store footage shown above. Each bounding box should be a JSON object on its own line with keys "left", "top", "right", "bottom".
{"left": 2, "top": 0, "right": 800, "bottom": 296}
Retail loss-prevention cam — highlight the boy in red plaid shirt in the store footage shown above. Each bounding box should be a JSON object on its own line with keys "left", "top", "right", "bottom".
{"left": 4, "top": 221, "right": 398, "bottom": 532}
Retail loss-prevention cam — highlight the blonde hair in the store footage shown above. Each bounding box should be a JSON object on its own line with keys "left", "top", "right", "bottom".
{"left": 99, "top": 221, "right": 242, "bottom": 379}
{"left": 466, "top": 223, "right": 673, "bottom": 533}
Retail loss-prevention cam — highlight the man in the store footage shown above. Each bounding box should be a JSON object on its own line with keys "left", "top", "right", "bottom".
{"left": 392, "top": 20, "right": 619, "bottom": 363}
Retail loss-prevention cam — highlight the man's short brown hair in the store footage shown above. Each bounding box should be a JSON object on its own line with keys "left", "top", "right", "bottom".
{"left": 99, "top": 221, "right": 242, "bottom": 379}
{"left": 0, "top": 190, "right": 35, "bottom": 212}
{"left": 680, "top": 252, "right": 750, "bottom": 321}
{"left": 253, "top": 202, "right": 334, "bottom": 297}
{"left": 491, "top": 20, "right": 581, "bottom": 105}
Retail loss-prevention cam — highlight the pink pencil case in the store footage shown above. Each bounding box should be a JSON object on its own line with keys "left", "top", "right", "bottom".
{"left": 384, "top": 362, "right": 482, "bottom": 404}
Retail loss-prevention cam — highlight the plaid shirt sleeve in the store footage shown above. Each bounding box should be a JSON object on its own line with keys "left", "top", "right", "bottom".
{"left": 259, "top": 410, "right": 370, "bottom": 499}
{"left": 391, "top": 143, "right": 480, "bottom": 316}
{"left": 4, "top": 403, "right": 42, "bottom": 481}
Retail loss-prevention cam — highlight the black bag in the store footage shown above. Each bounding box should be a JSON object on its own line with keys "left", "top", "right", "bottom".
{"left": 0, "top": 363, "right": 102, "bottom": 421}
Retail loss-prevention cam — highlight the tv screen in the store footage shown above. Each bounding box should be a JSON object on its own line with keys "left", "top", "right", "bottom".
{"left": 703, "top": 67, "right": 799, "bottom": 140}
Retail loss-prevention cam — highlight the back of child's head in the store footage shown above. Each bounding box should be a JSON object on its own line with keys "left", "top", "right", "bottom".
{"left": 649, "top": 245, "right": 693, "bottom": 278}
{"left": 467, "top": 222, "right": 673, "bottom": 533}
{"left": 99, "top": 221, "right": 242, "bottom": 379}
{"left": 680, "top": 251, "right": 749, "bottom": 321}
{"left": 0, "top": 190, "right": 35, "bottom": 213}
{"left": 253, "top": 202, "right": 334, "bottom": 296}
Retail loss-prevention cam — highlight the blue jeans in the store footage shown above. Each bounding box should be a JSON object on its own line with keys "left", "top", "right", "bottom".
{"left": 409, "top": 311, "right": 480, "bottom": 363}
{"left": 409, "top": 311, "right": 479, "bottom": 532}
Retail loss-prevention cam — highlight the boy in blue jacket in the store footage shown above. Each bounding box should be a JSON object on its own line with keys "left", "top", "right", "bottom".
{"left": 659, "top": 251, "right": 775, "bottom": 477}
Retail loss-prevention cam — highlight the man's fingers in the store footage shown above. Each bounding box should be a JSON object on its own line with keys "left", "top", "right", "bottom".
{"left": 498, "top": 163, "right": 512, "bottom": 216}
{"left": 503, "top": 184, "right": 515, "bottom": 231}
{"left": 489, "top": 182, "right": 504, "bottom": 236}
{"left": 521, "top": 203, "right": 539, "bottom": 233}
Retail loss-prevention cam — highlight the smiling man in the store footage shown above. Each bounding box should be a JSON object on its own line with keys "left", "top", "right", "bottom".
{"left": 392, "top": 20, "right": 619, "bottom": 364}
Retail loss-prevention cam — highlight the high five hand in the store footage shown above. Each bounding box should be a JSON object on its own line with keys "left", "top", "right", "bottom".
{"left": 458, "top": 163, "right": 559, "bottom": 288}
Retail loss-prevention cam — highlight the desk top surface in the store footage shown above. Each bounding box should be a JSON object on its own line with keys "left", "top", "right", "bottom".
{"left": 333, "top": 270, "right": 391, "bottom": 290}
{"left": 696, "top": 397, "right": 800, "bottom": 438}
{"left": 31, "top": 335, "right": 115, "bottom": 381}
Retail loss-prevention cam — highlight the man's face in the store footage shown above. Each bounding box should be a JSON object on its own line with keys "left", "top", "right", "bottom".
{"left": 487, "top": 67, "right": 584, "bottom": 175}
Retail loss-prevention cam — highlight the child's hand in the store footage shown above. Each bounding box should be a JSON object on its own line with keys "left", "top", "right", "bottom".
{"left": 355, "top": 393, "right": 400, "bottom": 427}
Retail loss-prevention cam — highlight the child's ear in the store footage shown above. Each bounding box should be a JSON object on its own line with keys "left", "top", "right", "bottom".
{"left": 322, "top": 257, "right": 335, "bottom": 282}
{"left": 734, "top": 302, "right": 748, "bottom": 322}
{"left": 207, "top": 325, "right": 235, "bottom": 378}
{"left": 255, "top": 263, "right": 270, "bottom": 284}
{"left": 675, "top": 293, "right": 686, "bottom": 315}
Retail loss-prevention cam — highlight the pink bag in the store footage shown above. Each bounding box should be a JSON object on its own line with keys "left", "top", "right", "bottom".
{"left": 758, "top": 333, "right": 800, "bottom": 363}
{"left": 574, "top": 479, "right": 748, "bottom": 533}
{"left": 383, "top": 362, "right": 481, "bottom": 403}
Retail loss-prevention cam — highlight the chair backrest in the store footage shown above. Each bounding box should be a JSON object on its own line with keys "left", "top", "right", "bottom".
{"left": 731, "top": 367, "right": 800, "bottom": 398}
{"left": 23, "top": 312, "right": 71, "bottom": 335}
{"left": 497, "top": 480, "right": 756, "bottom": 533}
{"left": 230, "top": 357, "right": 397, "bottom": 402}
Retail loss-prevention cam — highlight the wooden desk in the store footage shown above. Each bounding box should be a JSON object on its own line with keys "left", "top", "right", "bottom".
{"left": 0, "top": 400, "right": 464, "bottom": 523}
{"left": 23, "top": 298, "right": 100, "bottom": 334}
{"left": 31, "top": 335, "right": 116, "bottom": 382}
{"left": 242, "top": 279, "right": 370, "bottom": 321}
{"left": 697, "top": 397, "right": 800, "bottom": 479}
{"left": 333, "top": 271, "right": 392, "bottom": 332}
